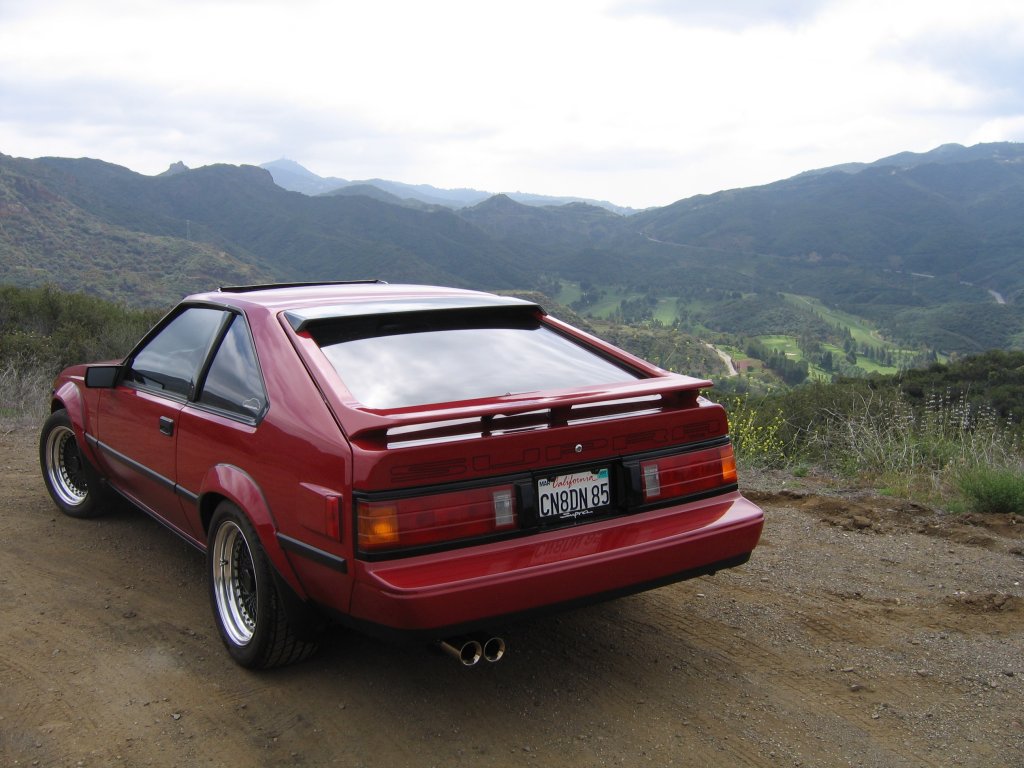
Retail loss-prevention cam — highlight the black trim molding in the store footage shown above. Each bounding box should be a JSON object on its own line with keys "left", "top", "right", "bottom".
{"left": 87, "top": 433, "right": 199, "bottom": 505}
{"left": 277, "top": 533, "right": 349, "bottom": 574}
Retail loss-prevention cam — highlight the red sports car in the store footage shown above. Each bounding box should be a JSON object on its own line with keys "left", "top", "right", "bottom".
{"left": 40, "top": 282, "right": 764, "bottom": 668}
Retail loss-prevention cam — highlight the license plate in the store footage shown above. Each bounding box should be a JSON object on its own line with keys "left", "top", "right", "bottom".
{"left": 537, "top": 468, "right": 610, "bottom": 522}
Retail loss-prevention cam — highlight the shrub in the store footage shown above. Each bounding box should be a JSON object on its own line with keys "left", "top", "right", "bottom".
{"left": 956, "top": 465, "right": 1024, "bottom": 514}
{"left": 719, "top": 395, "right": 787, "bottom": 469}
{"left": 0, "top": 284, "right": 162, "bottom": 424}
{"left": 0, "top": 284, "right": 161, "bottom": 375}
{"left": 730, "top": 379, "right": 1023, "bottom": 504}
{"left": 0, "top": 358, "right": 53, "bottom": 425}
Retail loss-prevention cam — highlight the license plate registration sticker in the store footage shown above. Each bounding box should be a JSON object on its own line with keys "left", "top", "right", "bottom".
{"left": 537, "top": 468, "right": 610, "bottom": 522}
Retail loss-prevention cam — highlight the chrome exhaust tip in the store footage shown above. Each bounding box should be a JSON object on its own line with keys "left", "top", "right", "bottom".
{"left": 438, "top": 637, "right": 483, "bottom": 666}
{"left": 482, "top": 636, "right": 506, "bottom": 663}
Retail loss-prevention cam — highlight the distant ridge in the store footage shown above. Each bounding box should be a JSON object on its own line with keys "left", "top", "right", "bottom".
{"left": 259, "top": 159, "right": 637, "bottom": 214}
{"left": 794, "top": 141, "right": 1024, "bottom": 178}
{"left": 260, "top": 158, "right": 348, "bottom": 195}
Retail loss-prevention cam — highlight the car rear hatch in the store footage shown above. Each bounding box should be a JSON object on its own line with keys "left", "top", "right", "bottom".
{"left": 281, "top": 295, "right": 740, "bottom": 558}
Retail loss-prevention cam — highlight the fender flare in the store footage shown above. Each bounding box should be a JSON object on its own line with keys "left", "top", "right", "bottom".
{"left": 51, "top": 380, "right": 105, "bottom": 469}
{"left": 198, "top": 464, "right": 309, "bottom": 601}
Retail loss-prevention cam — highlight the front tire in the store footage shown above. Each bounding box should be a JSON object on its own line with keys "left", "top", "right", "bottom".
{"left": 40, "top": 409, "right": 109, "bottom": 518}
{"left": 208, "top": 501, "right": 318, "bottom": 668}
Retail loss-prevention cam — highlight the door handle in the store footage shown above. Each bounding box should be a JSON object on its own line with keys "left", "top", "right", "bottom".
{"left": 159, "top": 416, "right": 175, "bottom": 436}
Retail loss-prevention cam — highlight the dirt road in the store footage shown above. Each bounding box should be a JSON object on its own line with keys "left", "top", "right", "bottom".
{"left": 2, "top": 423, "right": 1021, "bottom": 767}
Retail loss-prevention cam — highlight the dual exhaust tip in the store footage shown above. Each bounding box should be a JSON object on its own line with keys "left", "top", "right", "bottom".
{"left": 438, "top": 635, "right": 506, "bottom": 666}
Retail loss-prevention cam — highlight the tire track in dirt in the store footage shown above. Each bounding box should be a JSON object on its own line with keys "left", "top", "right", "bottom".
{"left": 0, "top": 655, "right": 94, "bottom": 766}
{"left": 638, "top": 593, "right": 943, "bottom": 767}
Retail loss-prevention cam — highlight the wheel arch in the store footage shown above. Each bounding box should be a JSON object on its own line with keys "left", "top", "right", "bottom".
{"left": 198, "top": 464, "right": 309, "bottom": 601}
{"left": 51, "top": 378, "right": 84, "bottom": 417}
{"left": 49, "top": 379, "right": 104, "bottom": 468}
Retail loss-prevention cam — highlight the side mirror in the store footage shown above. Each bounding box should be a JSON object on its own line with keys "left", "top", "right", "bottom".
{"left": 85, "top": 365, "right": 121, "bottom": 388}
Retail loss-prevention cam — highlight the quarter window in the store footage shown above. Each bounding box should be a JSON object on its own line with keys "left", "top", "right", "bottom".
{"left": 199, "top": 316, "right": 267, "bottom": 418}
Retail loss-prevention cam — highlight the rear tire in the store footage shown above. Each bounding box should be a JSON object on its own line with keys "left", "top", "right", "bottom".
{"left": 208, "top": 501, "right": 318, "bottom": 668}
{"left": 40, "top": 409, "right": 109, "bottom": 518}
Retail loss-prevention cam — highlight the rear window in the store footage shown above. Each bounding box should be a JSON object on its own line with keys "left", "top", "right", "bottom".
{"left": 311, "top": 311, "right": 640, "bottom": 409}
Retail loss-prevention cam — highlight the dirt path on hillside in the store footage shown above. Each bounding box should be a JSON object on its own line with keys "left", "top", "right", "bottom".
{"left": 704, "top": 343, "right": 738, "bottom": 377}
{"left": 2, "top": 424, "right": 1022, "bottom": 768}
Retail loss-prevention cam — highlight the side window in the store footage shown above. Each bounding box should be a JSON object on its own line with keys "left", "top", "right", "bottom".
{"left": 198, "top": 315, "right": 267, "bottom": 419}
{"left": 129, "top": 308, "right": 227, "bottom": 398}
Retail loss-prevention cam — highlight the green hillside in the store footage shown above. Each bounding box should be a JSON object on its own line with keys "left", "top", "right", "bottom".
{"left": 2, "top": 142, "right": 1023, "bottom": 360}
{"left": 0, "top": 160, "right": 272, "bottom": 306}
{"left": 1, "top": 155, "right": 532, "bottom": 302}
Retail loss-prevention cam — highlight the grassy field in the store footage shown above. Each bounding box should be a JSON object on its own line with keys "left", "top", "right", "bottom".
{"left": 758, "top": 335, "right": 802, "bottom": 356}
{"left": 552, "top": 281, "right": 927, "bottom": 383}
{"left": 783, "top": 293, "right": 887, "bottom": 347}
{"left": 756, "top": 334, "right": 902, "bottom": 378}
{"left": 555, "top": 284, "right": 680, "bottom": 325}
{"left": 782, "top": 293, "right": 925, "bottom": 367}
{"left": 653, "top": 298, "right": 678, "bottom": 325}
{"left": 553, "top": 283, "right": 583, "bottom": 306}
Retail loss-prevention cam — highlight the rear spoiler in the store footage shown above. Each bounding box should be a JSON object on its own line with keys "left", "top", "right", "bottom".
{"left": 344, "top": 375, "right": 712, "bottom": 449}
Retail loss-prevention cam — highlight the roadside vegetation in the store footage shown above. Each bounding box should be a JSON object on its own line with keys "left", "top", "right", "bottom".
{"left": 717, "top": 359, "right": 1024, "bottom": 514}
{"left": 2, "top": 284, "right": 1021, "bottom": 514}
{"left": 0, "top": 284, "right": 161, "bottom": 423}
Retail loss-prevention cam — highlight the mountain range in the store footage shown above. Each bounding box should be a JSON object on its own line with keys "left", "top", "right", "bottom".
{"left": 257, "top": 158, "right": 638, "bottom": 214}
{"left": 1, "top": 142, "right": 1022, "bottom": 354}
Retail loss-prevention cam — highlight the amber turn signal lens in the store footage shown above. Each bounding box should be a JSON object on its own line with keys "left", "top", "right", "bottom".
{"left": 358, "top": 503, "right": 399, "bottom": 548}
{"left": 720, "top": 445, "right": 738, "bottom": 484}
{"left": 357, "top": 484, "right": 518, "bottom": 552}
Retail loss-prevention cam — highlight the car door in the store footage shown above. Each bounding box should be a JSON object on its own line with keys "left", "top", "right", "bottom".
{"left": 95, "top": 306, "right": 229, "bottom": 540}
{"left": 174, "top": 312, "right": 270, "bottom": 537}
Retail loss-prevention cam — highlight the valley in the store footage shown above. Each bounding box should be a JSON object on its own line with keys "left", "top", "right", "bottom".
{"left": 554, "top": 281, "right": 942, "bottom": 389}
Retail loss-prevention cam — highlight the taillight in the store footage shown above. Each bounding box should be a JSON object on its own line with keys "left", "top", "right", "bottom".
{"left": 358, "top": 485, "right": 517, "bottom": 552}
{"left": 640, "top": 444, "right": 737, "bottom": 503}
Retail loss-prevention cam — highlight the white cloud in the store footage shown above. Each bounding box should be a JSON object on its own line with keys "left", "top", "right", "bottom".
{"left": 610, "top": 0, "right": 832, "bottom": 29}
{"left": 2, "top": 0, "right": 1024, "bottom": 207}
{"left": 972, "top": 116, "right": 1024, "bottom": 144}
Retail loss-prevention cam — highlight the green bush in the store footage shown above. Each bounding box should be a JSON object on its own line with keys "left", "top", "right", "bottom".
{"left": 717, "top": 395, "right": 787, "bottom": 469}
{"left": 0, "top": 284, "right": 161, "bottom": 375}
{"left": 956, "top": 465, "right": 1024, "bottom": 514}
{"left": 0, "top": 284, "right": 163, "bottom": 422}
{"left": 720, "top": 375, "right": 1023, "bottom": 504}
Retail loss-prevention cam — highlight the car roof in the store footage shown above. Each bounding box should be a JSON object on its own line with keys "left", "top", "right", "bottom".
{"left": 186, "top": 282, "right": 540, "bottom": 322}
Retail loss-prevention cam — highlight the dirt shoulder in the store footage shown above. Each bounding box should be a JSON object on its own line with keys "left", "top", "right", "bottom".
{"left": 2, "top": 424, "right": 1021, "bottom": 767}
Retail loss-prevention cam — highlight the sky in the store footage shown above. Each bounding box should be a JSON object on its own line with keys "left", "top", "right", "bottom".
{"left": 2, "top": 0, "right": 1023, "bottom": 210}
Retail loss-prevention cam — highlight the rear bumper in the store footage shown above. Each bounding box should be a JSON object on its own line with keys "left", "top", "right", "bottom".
{"left": 349, "top": 491, "right": 763, "bottom": 635}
